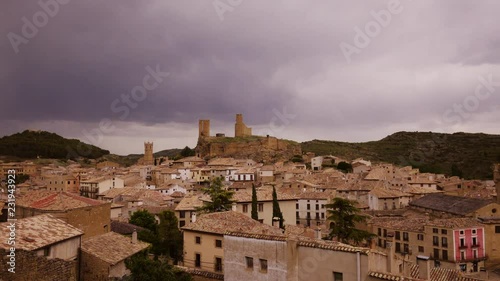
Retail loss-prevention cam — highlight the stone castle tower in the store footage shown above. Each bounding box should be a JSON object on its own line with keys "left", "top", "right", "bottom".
{"left": 199, "top": 120, "right": 210, "bottom": 138}
{"left": 235, "top": 114, "right": 252, "bottom": 137}
{"left": 144, "top": 142, "right": 154, "bottom": 166}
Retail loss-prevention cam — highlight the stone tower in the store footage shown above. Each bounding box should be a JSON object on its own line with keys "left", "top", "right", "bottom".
{"left": 234, "top": 114, "right": 252, "bottom": 137}
{"left": 199, "top": 120, "right": 210, "bottom": 138}
{"left": 144, "top": 142, "right": 154, "bottom": 166}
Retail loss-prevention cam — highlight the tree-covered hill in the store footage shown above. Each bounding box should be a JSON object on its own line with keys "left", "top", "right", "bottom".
{"left": 0, "top": 130, "right": 109, "bottom": 159}
{"left": 302, "top": 131, "right": 500, "bottom": 180}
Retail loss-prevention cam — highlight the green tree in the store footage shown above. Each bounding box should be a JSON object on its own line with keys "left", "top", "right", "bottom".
{"left": 157, "top": 210, "right": 183, "bottom": 263}
{"left": 180, "top": 146, "right": 195, "bottom": 157}
{"left": 251, "top": 183, "right": 258, "bottom": 221}
{"left": 125, "top": 251, "right": 193, "bottom": 281}
{"left": 129, "top": 210, "right": 158, "bottom": 232}
{"left": 326, "top": 197, "right": 374, "bottom": 245}
{"left": 451, "top": 164, "right": 463, "bottom": 178}
{"left": 336, "top": 161, "right": 353, "bottom": 173}
{"left": 198, "top": 177, "right": 234, "bottom": 213}
{"left": 271, "top": 185, "right": 284, "bottom": 229}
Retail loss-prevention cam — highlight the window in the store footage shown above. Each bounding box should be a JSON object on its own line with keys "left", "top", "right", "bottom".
{"left": 321, "top": 213, "right": 325, "bottom": 219}
{"left": 442, "top": 250, "right": 448, "bottom": 261}
{"left": 460, "top": 251, "right": 466, "bottom": 261}
{"left": 395, "top": 231, "right": 401, "bottom": 240}
{"left": 296, "top": 203, "right": 299, "bottom": 209}
{"left": 433, "top": 228, "right": 438, "bottom": 234}
{"left": 460, "top": 238, "right": 465, "bottom": 247}
{"left": 43, "top": 247, "right": 51, "bottom": 257}
{"left": 180, "top": 211, "right": 185, "bottom": 218}
{"left": 307, "top": 204, "right": 310, "bottom": 210}
{"left": 316, "top": 204, "right": 319, "bottom": 210}
{"left": 495, "top": 226, "right": 500, "bottom": 233}
{"left": 296, "top": 211, "right": 299, "bottom": 218}
{"left": 473, "top": 249, "right": 478, "bottom": 259}
{"left": 433, "top": 236, "right": 439, "bottom": 246}
{"left": 333, "top": 271, "right": 343, "bottom": 281}
{"left": 383, "top": 229, "right": 387, "bottom": 238}
{"left": 392, "top": 202, "right": 396, "bottom": 210}
{"left": 195, "top": 236, "right": 201, "bottom": 244}
{"left": 433, "top": 248, "right": 439, "bottom": 259}
{"left": 395, "top": 242, "right": 401, "bottom": 253}
{"left": 378, "top": 228, "right": 381, "bottom": 236}
{"left": 179, "top": 221, "right": 185, "bottom": 227}
{"left": 215, "top": 257, "right": 223, "bottom": 272}
{"left": 472, "top": 229, "right": 477, "bottom": 235}
{"left": 243, "top": 204, "right": 248, "bottom": 213}
{"left": 195, "top": 253, "right": 201, "bottom": 268}
{"left": 215, "top": 239, "right": 222, "bottom": 248}
{"left": 459, "top": 230, "right": 465, "bottom": 236}
{"left": 417, "top": 234, "right": 424, "bottom": 241}
{"left": 472, "top": 237, "right": 478, "bottom": 246}
{"left": 441, "top": 229, "right": 447, "bottom": 235}
{"left": 245, "top": 257, "right": 254, "bottom": 269}
{"left": 260, "top": 259, "right": 268, "bottom": 272}
{"left": 258, "top": 203, "right": 264, "bottom": 212}
{"left": 403, "top": 232, "right": 409, "bottom": 241}
{"left": 442, "top": 237, "right": 448, "bottom": 247}
{"left": 315, "top": 213, "right": 320, "bottom": 220}
{"left": 403, "top": 244, "right": 409, "bottom": 253}
{"left": 418, "top": 246, "right": 424, "bottom": 253}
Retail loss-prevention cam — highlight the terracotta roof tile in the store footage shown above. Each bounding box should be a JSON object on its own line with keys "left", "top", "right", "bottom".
{"left": 81, "top": 232, "right": 149, "bottom": 265}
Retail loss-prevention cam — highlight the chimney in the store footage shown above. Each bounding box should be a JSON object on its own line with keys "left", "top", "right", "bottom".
{"left": 315, "top": 227, "right": 322, "bottom": 240}
{"left": 272, "top": 217, "right": 280, "bottom": 228}
{"left": 386, "top": 233, "right": 396, "bottom": 274}
{"left": 192, "top": 212, "right": 197, "bottom": 223}
{"left": 232, "top": 202, "right": 237, "bottom": 211}
{"left": 132, "top": 229, "right": 137, "bottom": 244}
{"left": 416, "top": 256, "right": 431, "bottom": 281}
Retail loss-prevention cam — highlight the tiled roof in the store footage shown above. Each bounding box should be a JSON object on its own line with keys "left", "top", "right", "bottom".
{"left": 371, "top": 217, "right": 427, "bottom": 232}
{"left": 297, "top": 191, "right": 330, "bottom": 200}
{"left": 207, "top": 158, "right": 236, "bottom": 166}
{"left": 175, "top": 195, "right": 207, "bottom": 211}
{"left": 425, "top": 218, "right": 483, "bottom": 229}
{"left": 368, "top": 271, "right": 422, "bottom": 280}
{"left": 430, "top": 267, "right": 483, "bottom": 281}
{"left": 17, "top": 190, "right": 107, "bottom": 210}
{"left": 182, "top": 211, "right": 284, "bottom": 235}
{"left": 81, "top": 232, "right": 149, "bottom": 265}
{"left": 0, "top": 214, "right": 83, "bottom": 251}
{"left": 110, "top": 220, "right": 147, "bottom": 235}
{"left": 409, "top": 193, "right": 493, "bottom": 216}
{"left": 296, "top": 239, "right": 369, "bottom": 254}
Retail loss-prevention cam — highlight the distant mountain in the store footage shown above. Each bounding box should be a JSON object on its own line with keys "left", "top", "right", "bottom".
{"left": 102, "top": 148, "right": 182, "bottom": 167}
{"left": 0, "top": 130, "right": 109, "bottom": 160}
{"left": 302, "top": 131, "right": 500, "bottom": 180}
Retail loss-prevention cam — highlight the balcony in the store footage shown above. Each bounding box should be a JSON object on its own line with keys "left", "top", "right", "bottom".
{"left": 471, "top": 242, "right": 480, "bottom": 248}
{"left": 459, "top": 244, "right": 468, "bottom": 250}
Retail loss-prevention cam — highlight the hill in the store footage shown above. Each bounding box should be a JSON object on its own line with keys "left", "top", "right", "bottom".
{"left": 0, "top": 130, "right": 109, "bottom": 160}
{"left": 101, "top": 148, "right": 182, "bottom": 167}
{"left": 302, "top": 131, "right": 500, "bottom": 180}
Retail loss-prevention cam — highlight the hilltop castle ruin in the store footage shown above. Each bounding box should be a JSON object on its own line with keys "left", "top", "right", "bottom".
{"left": 195, "top": 114, "right": 301, "bottom": 163}
{"left": 198, "top": 114, "right": 253, "bottom": 139}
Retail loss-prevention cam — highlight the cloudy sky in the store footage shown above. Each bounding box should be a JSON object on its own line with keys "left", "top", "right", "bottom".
{"left": 1, "top": 1, "right": 499, "bottom": 155}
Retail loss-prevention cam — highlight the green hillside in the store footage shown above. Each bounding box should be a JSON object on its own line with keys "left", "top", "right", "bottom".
{"left": 302, "top": 132, "right": 500, "bottom": 180}
{"left": 0, "top": 130, "right": 109, "bottom": 159}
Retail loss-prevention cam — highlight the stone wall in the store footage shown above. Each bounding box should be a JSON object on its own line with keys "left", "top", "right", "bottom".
{"left": 196, "top": 136, "right": 301, "bottom": 163}
{"left": 0, "top": 249, "right": 77, "bottom": 281}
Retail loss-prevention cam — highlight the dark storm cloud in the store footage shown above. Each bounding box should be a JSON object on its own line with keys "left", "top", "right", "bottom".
{"left": 1, "top": 1, "right": 500, "bottom": 154}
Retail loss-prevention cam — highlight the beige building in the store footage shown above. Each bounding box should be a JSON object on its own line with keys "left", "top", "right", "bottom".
{"left": 232, "top": 187, "right": 297, "bottom": 226}
{"left": 80, "top": 231, "right": 149, "bottom": 280}
{"left": 42, "top": 174, "right": 79, "bottom": 193}
{"left": 80, "top": 176, "right": 125, "bottom": 199}
{"left": 181, "top": 211, "right": 283, "bottom": 275}
{"left": 224, "top": 232, "right": 389, "bottom": 281}
{"left": 0, "top": 214, "right": 83, "bottom": 281}
{"left": 16, "top": 190, "right": 111, "bottom": 240}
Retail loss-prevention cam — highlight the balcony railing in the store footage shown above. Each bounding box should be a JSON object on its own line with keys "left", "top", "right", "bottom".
{"left": 471, "top": 243, "right": 480, "bottom": 248}
{"left": 459, "top": 244, "right": 468, "bottom": 249}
